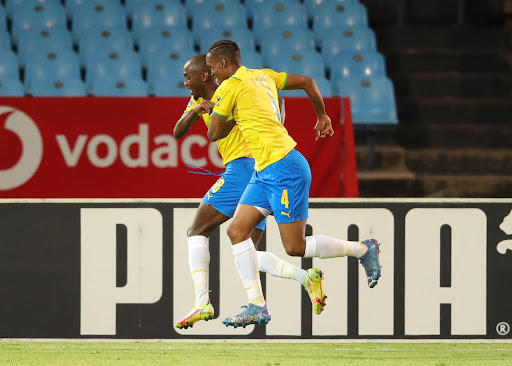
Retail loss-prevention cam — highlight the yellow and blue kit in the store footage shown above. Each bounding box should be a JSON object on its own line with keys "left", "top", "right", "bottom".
{"left": 184, "top": 96, "right": 266, "bottom": 229}
{"left": 211, "top": 67, "right": 312, "bottom": 223}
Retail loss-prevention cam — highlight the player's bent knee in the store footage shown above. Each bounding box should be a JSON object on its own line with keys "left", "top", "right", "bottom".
{"left": 227, "top": 223, "right": 250, "bottom": 243}
{"left": 283, "top": 244, "right": 306, "bottom": 257}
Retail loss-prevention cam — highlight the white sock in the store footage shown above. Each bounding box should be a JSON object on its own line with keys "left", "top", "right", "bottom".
{"left": 232, "top": 238, "right": 265, "bottom": 306}
{"left": 256, "top": 251, "right": 307, "bottom": 285}
{"left": 304, "top": 235, "right": 367, "bottom": 259}
{"left": 187, "top": 235, "right": 210, "bottom": 306}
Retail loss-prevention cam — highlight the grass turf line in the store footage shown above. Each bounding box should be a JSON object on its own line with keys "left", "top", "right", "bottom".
{"left": 0, "top": 342, "right": 511, "bottom": 365}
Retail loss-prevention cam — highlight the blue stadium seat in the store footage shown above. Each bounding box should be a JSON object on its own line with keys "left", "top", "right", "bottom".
{"left": 0, "top": 5, "right": 7, "bottom": 30}
{"left": 279, "top": 76, "right": 333, "bottom": 97}
{"left": 85, "top": 50, "right": 142, "bottom": 87}
{"left": 78, "top": 27, "right": 133, "bottom": 67}
{"left": 151, "top": 77, "right": 191, "bottom": 96}
{"left": 24, "top": 50, "right": 81, "bottom": 91}
{"left": 0, "top": 77, "right": 24, "bottom": 96}
{"left": 259, "top": 27, "right": 316, "bottom": 65}
{"left": 66, "top": 0, "right": 120, "bottom": 19}
{"left": 304, "top": 0, "right": 358, "bottom": 18}
{"left": 334, "top": 76, "right": 398, "bottom": 124}
{"left": 91, "top": 77, "right": 148, "bottom": 96}
{"left": 192, "top": 2, "right": 247, "bottom": 36}
{"left": 138, "top": 27, "right": 194, "bottom": 68}
{"left": 330, "top": 51, "right": 386, "bottom": 82}
{"left": 244, "top": 0, "right": 300, "bottom": 20}
{"left": 252, "top": 2, "right": 308, "bottom": 37}
{"left": 198, "top": 27, "right": 255, "bottom": 54}
{"left": 312, "top": 2, "right": 368, "bottom": 43}
{"left": 17, "top": 27, "right": 73, "bottom": 65}
{"left": 29, "top": 78, "right": 87, "bottom": 96}
{"left": 146, "top": 49, "right": 196, "bottom": 88}
{"left": 131, "top": 1, "right": 187, "bottom": 43}
{"left": 321, "top": 27, "right": 377, "bottom": 69}
{"left": 266, "top": 50, "right": 325, "bottom": 78}
{"left": 0, "top": 31, "right": 11, "bottom": 50}
{"left": 185, "top": 0, "right": 238, "bottom": 16}
{"left": 241, "top": 50, "right": 264, "bottom": 69}
{"left": 5, "top": 0, "right": 61, "bottom": 18}
{"left": 72, "top": 2, "right": 126, "bottom": 42}
{"left": 11, "top": 3, "right": 67, "bottom": 45}
{"left": 0, "top": 51, "right": 20, "bottom": 79}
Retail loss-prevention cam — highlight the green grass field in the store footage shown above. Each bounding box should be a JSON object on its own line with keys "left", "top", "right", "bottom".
{"left": 0, "top": 342, "right": 511, "bottom": 365}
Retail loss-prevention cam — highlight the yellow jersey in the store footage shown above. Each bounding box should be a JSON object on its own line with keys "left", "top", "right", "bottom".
{"left": 212, "top": 67, "right": 297, "bottom": 171}
{"left": 184, "top": 96, "right": 254, "bottom": 165}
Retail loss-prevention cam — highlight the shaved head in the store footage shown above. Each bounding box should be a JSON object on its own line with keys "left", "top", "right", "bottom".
{"left": 184, "top": 54, "right": 210, "bottom": 74}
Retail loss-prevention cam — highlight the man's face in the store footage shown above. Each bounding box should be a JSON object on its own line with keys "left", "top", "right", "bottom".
{"left": 206, "top": 54, "right": 227, "bottom": 84}
{"left": 183, "top": 63, "right": 206, "bottom": 99}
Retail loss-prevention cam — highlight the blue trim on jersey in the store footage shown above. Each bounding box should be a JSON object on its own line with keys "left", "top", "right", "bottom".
{"left": 239, "top": 149, "right": 311, "bottom": 224}
{"left": 202, "top": 157, "right": 266, "bottom": 231}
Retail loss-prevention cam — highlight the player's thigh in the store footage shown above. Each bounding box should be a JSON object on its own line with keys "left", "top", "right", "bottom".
{"left": 188, "top": 201, "right": 230, "bottom": 237}
{"left": 278, "top": 220, "right": 308, "bottom": 256}
{"left": 228, "top": 204, "right": 266, "bottom": 243}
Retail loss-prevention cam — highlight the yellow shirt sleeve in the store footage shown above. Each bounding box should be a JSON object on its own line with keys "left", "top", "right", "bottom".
{"left": 212, "top": 78, "right": 240, "bottom": 118}
{"left": 262, "top": 69, "right": 288, "bottom": 90}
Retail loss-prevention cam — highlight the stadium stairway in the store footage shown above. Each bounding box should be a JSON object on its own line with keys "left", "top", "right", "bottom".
{"left": 356, "top": 0, "right": 512, "bottom": 197}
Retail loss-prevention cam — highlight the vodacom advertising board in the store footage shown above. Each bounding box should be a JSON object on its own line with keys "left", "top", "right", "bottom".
{"left": 0, "top": 97, "right": 356, "bottom": 198}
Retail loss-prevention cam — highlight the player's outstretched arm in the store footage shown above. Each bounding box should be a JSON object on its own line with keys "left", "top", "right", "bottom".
{"left": 207, "top": 113, "right": 236, "bottom": 142}
{"left": 173, "top": 100, "right": 216, "bottom": 138}
{"left": 284, "top": 74, "right": 334, "bottom": 140}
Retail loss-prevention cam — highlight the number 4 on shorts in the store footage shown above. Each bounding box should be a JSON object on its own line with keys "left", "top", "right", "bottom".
{"left": 281, "top": 189, "right": 289, "bottom": 208}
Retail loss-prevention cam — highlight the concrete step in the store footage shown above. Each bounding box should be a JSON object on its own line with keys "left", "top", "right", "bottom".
{"left": 397, "top": 97, "right": 512, "bottom": 124}
{"left": 384, "top": 50, "right": 511, "bottom": 74}
{"left": 377, "top": 27, "right": 507, "bottom": 51}
{"left": 358, "top": 169, "right": 418, "bottom": 198}
{"left": 390, "top": 73, "right": 512, "bottom": 98}
{"left": 395, "top": 124, "right": 512, "bottom": 149}
{"left": 406, "top": 149, "right": 512, "bottom": 175}
{"left": 356, "top": 145, "right": 408, "bottom": 170}
{"left": 417, "top": 174, "right": 512, "bottom": 197}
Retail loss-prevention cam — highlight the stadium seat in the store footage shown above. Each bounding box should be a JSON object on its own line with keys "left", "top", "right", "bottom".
{"left": 91, "top": 77, "right": 148, "bottom": 96}
{"left": 0, "top": 77, "right": 24, "bottom": 96}
{"left": 312, "top": 2, "right": 368, "bottom": 43}
{"left": 0, "top": 51, "right": 20, "bottom": 79}
{"left": 330, "top": 51, "right": 386, "bottom": 82}
{"left": 279, "top": 76, "right": 333, "bottom": 97}
{"left": 241, "top": 50, "right": 264, "bottom": 69}
{"left": 198, "top": 26, "right": 255, "bottom": 54}
{"left": 17, "top": 27, "right": 73, "bottom": 65}
{"left": 131, "top": 1, "right": 187, "bottom": 43}
{"left": 11, "top": 3, "right": 67, "bottom": 45}
{"left": 66, "top": 0, "right": 120, "bottom": 19}
{"left": 5, "top": 0, "right": 61, "bottom": 18}
{"left": 252, "top": 2, "right": 308, "bottom": 38}
{"left": 138, "top": 27, "right": 194, "bottom": 68}
{"left": 334, "top": 76, "right": 398, "bottom": 124}
{"left": 266, "top": 50, "right": 325, "bottom": 78}
{"left": 185, "top": 0, "right": 238, "bottom": 16}
{"left": 192, "top": 2, "right": 247, "bottom": 36}
{"left": 0, "top": 31, "right": 11, "bottom": 50}
{"left": 72, "top": 2, "right": 126, "bottom": 42}
{"left": 321, "top": 27, "right": 377, "bottom": 69}
{"left": 304, "top": 0, "right": 358, "bottom": 18}
{"left": 29, "top": 78, "right": 87, "bottom": 96}
{"left": 85, "top": 50, "right": 142, "bottom": 87}
{"left": 151, "top": 77, "right": 191, "bottom": 97}
{"left": 24, "top": 50, "right": 81, "bottom": 91}
{"left": 244, "top": 0, "right": 300, "bottom": 20}
{"left": 146, "top": 49, "right": 196, "bottom": 88}
{"left": 259, "top": 28, "right": 316, "bottom": 65}
{"left": 78, "top": 27, "right": 133, "bottom": 67}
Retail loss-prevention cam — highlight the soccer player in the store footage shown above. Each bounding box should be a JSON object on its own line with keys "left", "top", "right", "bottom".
{"left": 173, "top": 55, "right": 327, "bottom": 329}
{"left": 205, "top": 40, "right": 382, "bottom": 328}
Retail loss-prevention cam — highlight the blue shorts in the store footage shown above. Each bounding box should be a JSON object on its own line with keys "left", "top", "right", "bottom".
{"left": 203, "top": 157, "right": 266, "bottom": 231}
{"left": 239, "top": 149, "right": 311, "bottom": 224}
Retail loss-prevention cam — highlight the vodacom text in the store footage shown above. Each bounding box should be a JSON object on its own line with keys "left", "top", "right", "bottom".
{"left": 55, "top": 123, "right": 223, "bottom": 169}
